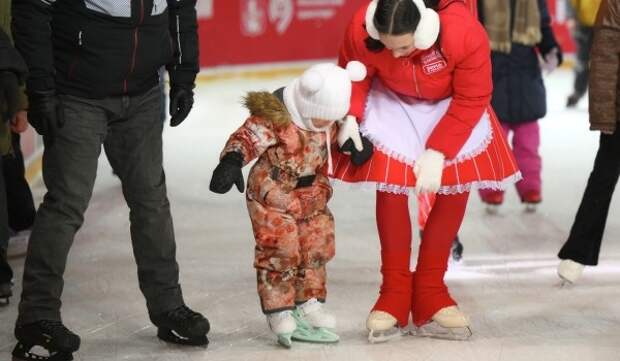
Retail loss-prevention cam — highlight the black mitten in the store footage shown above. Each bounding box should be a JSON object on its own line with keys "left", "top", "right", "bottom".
{"left": 209, "top": 152, "right": 245, "bottom": 194}
{"left": 350, "top": 135, "right": 374, "bottom": 166}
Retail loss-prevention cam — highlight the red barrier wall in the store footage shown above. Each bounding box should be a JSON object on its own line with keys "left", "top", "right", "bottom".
{"left": 197, "top": 0, "right": 576, "bottom": 68}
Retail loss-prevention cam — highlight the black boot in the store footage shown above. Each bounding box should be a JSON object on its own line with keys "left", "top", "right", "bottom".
{"left": 13, "top": 320, "right": 80, "bottom": 361}
{"left": 150, "top": 305, "right": 210, "bottom": 346}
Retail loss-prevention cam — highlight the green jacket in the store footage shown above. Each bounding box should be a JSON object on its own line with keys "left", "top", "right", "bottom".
{"left": 0, "top": 1, "right": 28, "bottom": 156}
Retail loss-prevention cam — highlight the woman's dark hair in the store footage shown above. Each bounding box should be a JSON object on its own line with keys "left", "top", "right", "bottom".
{"left": 365, "top": 0, "right": 440, "bottom": 52}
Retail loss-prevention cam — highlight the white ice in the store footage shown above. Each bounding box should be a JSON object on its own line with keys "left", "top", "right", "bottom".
{"left": 1, "top": 68, "right": 619, "bottom": 361}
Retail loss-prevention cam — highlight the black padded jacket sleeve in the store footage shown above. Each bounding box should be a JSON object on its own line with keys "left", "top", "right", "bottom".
{"left": 166, "top": 0, "right": 199, "bottom": 88}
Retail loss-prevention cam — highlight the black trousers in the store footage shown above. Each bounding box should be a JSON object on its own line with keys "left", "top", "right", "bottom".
{"left": 559, "top": 129, "right": 620, "bottom": 265}
{"left": 572, "top": 25, "right": 594, "bottom": 99}
{"left": 0, "top": 155, "right": 14, "bottom": 284}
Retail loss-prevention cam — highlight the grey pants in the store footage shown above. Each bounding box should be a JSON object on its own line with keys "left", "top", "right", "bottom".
{"left": 18, "top": 86, "right": 184, "bottom": 324}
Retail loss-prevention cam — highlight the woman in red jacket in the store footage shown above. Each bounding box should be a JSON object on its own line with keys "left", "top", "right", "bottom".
{"left": 332, "top": 0, "right": 521, "bottom": 341}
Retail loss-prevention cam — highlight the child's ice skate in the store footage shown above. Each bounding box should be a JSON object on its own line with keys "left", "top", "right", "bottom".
{"left": 558, "top": 259, "right": 585, "bottom": 286}
{"left": 414, "top": 306, "right": 472, "bottom": 341}
{"left": 521, "top": 191, "right": 541, "bottom": 213}
{"left": 480, "top": 192, "right": 503, "bottom": 215}
{"left": 366, "top": 310, "right": 407, "bottom": 343}
{"left": 291, "top": 305, "right": 339, "bottom": 344}
{"left": 267, "top": 310, "right": 297, "bottom": 348}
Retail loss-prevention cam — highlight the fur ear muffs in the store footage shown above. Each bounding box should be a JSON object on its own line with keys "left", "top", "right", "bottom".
{"left": 365, "top": 0, "right": 439, "bottom": 50}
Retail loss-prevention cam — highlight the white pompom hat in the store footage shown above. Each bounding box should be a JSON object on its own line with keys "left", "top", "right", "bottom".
{"left": 284, "top": 61, "right": 367, "bottom": 132}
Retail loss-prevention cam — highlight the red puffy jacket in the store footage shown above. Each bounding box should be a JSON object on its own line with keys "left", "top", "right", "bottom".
{"left": 338, "top": 0, "right": 492, "bottom": 159}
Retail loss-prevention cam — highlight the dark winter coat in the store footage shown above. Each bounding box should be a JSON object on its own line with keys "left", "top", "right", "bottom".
{"left": 0, "top": 26, "right": 27, "bottom": 156}
{"left": 589, "top": 0, "right": 620, "bottom": 133}
{"left": 478, "top": 0, "right": 562, "bottom": 124}
{"left": 12, "top": 0, "right": 199, "bottom": 98}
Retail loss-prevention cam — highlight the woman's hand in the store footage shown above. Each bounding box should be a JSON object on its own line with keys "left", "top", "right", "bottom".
{"left": 414, "top": 149, "right": 445, "bottom": 194}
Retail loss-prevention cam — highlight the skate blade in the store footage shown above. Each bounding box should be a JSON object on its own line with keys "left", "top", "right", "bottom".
{"left": 157, "top": 328, "right": 209, "bottom": 347}
{"left": 413, "top": 323, "right": 472, "bottom": 341}
{"left": 0, "top": 297, "right": 9, "bottom": 307}
{"left": 277, "top": 333, "right": 293, "bottom": 348}
{"left": 12, "top": 344, "right": 74, "bottom": 361}
{"left": 367, "top": 327, "right": 406, "bottom": 344}
{"left": 292, "top": 327, "right": 339, "bottom": 344}
{"left": 524, "top": 204, "right": 537, "bottom": 213}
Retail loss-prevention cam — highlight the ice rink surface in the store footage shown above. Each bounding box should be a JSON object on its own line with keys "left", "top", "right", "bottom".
{"left": 1, "top": 68, "right": 619, "bottom": 361}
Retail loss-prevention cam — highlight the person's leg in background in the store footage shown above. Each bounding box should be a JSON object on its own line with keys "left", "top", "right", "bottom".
{"left": 511, "top": 121, "right": 542, "bottom": 207}
{"left": 567, "top": 25, "right": 594, "bottom": 107}
{"left": 558, "top": 130, "right": 620, "bottom": 282}
{"left": 0, "top": 155, "right": 15, "bottom": 304}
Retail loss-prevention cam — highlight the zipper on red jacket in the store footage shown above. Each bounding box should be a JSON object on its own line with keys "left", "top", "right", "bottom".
{"left": 123, "top": 0, "right": 145, "bottom": 94}
{"left": 412, "top": 63, "right": 422, "bottom": 98}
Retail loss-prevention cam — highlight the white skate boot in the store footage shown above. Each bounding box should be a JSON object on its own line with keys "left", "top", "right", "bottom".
{"left": 292, "top": 299, "right": 339, "bottom": 343}
{"left": 415, "top": 306, "right": 472, "bottom": 340}
{"left": 267, "top": 310, "right": 297, "bottom": 348}
{"left": 366, "top": 310, "right": 405, "bottom": 343}
{"left": 297, "top": 298, "right": 336, "bottom": 329}
{"left": 558, "top": 259, "right": 585, "bottom": 286}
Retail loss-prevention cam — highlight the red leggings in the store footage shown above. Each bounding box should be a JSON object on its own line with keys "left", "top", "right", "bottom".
{"left": 373, "top": 190, "right": 469, "bottom": 327}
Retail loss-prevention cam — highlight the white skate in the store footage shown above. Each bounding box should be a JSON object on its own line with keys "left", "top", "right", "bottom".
{"left": 414, "top": 306, "right": 472, "bottom": 340}
{"left": 558, "top": 259, "right": 585, "bottom": 286}
{"left": 524, "top": 203, "right": 538, "bottom": 213}
{"left": 366, "top": 310, "right": 406, "bottom": 343}
{"left": 267, "top": 310, "right": 297, "bottom": 348}
{"left": 297, "top": 298, "right": 336, "bottom": 330}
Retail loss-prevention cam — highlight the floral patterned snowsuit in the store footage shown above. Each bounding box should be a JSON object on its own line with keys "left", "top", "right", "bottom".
{"left": 221, "top": 90, "right": 337, "bottom": 313}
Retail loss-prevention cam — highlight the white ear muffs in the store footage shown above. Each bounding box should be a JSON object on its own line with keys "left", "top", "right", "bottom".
{"left": 365, "top": 0, "right": 380, "bottom": 40}
{"left": 364, "top": 0, "right": 440, "bottom": 50}
{"left": 411, "top": 0, "right": 440, "bottom": 50}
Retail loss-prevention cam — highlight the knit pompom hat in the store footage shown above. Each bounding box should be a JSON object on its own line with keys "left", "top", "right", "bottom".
{"left": 284, "top": 61, "right": 367, "bottom": 132}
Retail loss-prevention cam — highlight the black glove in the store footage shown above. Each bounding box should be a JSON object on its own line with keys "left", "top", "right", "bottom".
{"left": 340, "top": 134, "right": 374, "bottom": 166}
{"left": 28, "top": 90, "right": 65, "bottom": 146}
{"left": 210, "top": 152, "right": 245, "bottom": 194}
{"left": 0, "top": 71, "right": 20, "bottom": 123}
{"left": 169, "top": 85, "right": 194, "bottom": 127}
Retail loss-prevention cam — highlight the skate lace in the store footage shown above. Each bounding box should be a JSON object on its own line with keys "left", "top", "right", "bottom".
{"left": 39, "top": 320, "right": 74, "bottom": 339}
{"left": 167, "top": 305, "right": 201, "bottom": 324}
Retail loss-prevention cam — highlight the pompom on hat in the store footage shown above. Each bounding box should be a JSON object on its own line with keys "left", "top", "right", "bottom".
{"left": 284, "top": 61, "right": 367, "bottom": 132}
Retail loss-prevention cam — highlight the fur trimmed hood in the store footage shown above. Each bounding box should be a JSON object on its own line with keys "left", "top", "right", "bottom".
{"left": 243, "top": 91, "right": 291, "bottom": 127}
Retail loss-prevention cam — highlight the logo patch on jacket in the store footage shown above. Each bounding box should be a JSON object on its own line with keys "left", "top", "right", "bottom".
{"left": 420, "top": 49, "right": 447, "bottom": 75}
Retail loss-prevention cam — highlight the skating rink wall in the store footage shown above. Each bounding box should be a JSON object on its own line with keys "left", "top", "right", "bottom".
{"left": 196, "top": 0, "right": 576, "bottom": 68}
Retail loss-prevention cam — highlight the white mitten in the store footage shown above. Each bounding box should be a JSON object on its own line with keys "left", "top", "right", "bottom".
{"left": 414, "top": 149, "right": 445, "bottom": 194}
{"left": 337, "top": 115, "right": 363, "bottom": 152}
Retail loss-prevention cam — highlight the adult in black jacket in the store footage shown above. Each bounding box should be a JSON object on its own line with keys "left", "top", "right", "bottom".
{"left": 11, "top": 0, "right": 209, "bottom": 358}
{"left": 0, "top": 26, "right": 27, "bottom": 307}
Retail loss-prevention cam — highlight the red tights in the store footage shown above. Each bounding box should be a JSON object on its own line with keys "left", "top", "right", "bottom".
{"left": 373, "top": 190, "right": 469, "bottom": 327}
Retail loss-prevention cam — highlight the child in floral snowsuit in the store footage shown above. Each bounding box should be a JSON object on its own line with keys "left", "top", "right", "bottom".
{"left": 210, "top": 62, "right": 367, "bottom": 346}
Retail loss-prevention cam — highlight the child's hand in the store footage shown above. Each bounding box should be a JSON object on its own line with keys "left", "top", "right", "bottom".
{"left": 542, "top": 47, "right": 561, "bottom": 74}
{"left": 210, "top": 152, "right": 245, "bottom": 194}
